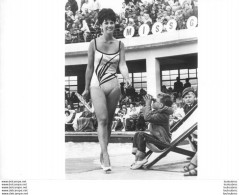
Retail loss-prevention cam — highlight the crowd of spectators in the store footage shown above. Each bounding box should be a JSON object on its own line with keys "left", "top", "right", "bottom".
{"left": 65, "top": 77, "right": 197, "bottom": 132}
{"left": 65, "top": 0, "right": 198, "bottom": 44}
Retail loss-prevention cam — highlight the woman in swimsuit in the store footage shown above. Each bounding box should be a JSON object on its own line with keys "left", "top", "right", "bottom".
{"left": 82, "top": 8, "right": 131, "bottom": 173}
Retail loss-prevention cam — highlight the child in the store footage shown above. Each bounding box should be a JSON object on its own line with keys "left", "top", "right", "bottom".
{"left": 182, "top": 87, "right": 197, "bottom": 159}
{"left": 169, "top": 102, "right": 185, "bottom": 127}
{"left": 131, "top": 93, "right": 173, "bottom": 169}
{"left": 182, "top": 87, "right": 197, "bottom": 114}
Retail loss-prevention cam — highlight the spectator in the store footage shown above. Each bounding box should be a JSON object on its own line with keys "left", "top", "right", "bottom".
{"left": 80, "top": 18, "right": 90, "bottom": 42}
{"left": 65, "top": 109, "right": 76, "bottom": 131}
{"left": 128, "top": 18, "right": 137, "bottom": 29}
{"left": 169, "top": 102, "right": 185, "bottom": 127}
{"left": 169, "top": 10, "right": 176, "bottom": 20}
{"left": 171, "top": 92, "right": 177, "bottom": 102}
{"left": 150, "top": 9, "right": 157, "bottom": 23}
{"left": 137, "top": 10, "right": 145, "bottom": 23}
{"left": 70, "top": 92, "right": 79, "bottom": 104}
{"left": 67, "top": 10, "right": 76, "bottom": 21}
{"left": 65, "top": 109, "right": 75, "bottom": 123}
{"left": 175, "top": 91, "right": 183, "bottom": 108}
{"left": 131, "top": 11, "right": 138, "bottom": 23}
{"left": 173, "top": 77, "right": 184, "bottom": 94}
{"left": 160, "top": 10, "right": 170, "bottom": 23}
{"left": 65, "top": 30, "right": 72, "bottom": 44}
{"left": 121, "top": 18, "right": 128, "bottom": 29}
{"left": 121, "top": 95, "right": 129, "bottom": 105}
{"left": 81, "top": 0, "right": 91, "bottom": 14}
{"left": 184, "top": 78, "right": 191, "bottom": 89}
{"left": 182, "top": 1, "right": 193, "bottom": 19}
{"left": 135, "top": 103, "right": 147, "bottom": 131}
{"left": 73, "top": 107, "right": 96, "bottom": 132}
{"left": 182, "top": 87, "right": 197, "bottom": 114}
{"left": 65, "top": 0, "right": 79, "bottom": 15}
{"left": 70, "top": 23, "right": 79, "bottom": 43}
{"left": 65, "top": 3, "right": 71, "bottom": 13}
{"left": 167, "top": 87, "right": 173, "bottom": 94}
{"left": 161, "top": 85, "right": 168, "bottom": 93}
{"left": 91, "top": 0, "right": 101, "bottom": 13}
{"left": 65, "top": 87, "right": 71, "bottom": 102}
{"left": 131, "top": 93, "right": 173, "bottom": 169}
{"left": 65, "top": 16, "right": 74, "bottom": 31}
{"left": 175, "top": 9, "right": 186, "bottom": 30}
{"left": 156, "top": 12, "right": 163, "bottom": 22}
{"left": 184, "top": 152, "right": 197, "bottom": 176}
{"left": 139, "top": 88, "right": 147, "bottom": 96}
{"left": 192, "top": 0, "right": 198, "bottom": 17}
{"left": 119, "top": 2, "right": 127, "bottom": 19}
{"left": 125, "top": 103, "right": 139, "bottom": 131}
{"left": 88, "top": 21, "right": 97, "bottom": 39}
{"left": 113, "top": 17, "right": 121, "bottom": 38}
{"left": 171, "top": 1, "right": 181, "bottom": 12}
{"left": 112, "top": 107, "right": 127, "bottom": 131}
{"left": 182, "top": 87, "right": 197, "bottom": 155}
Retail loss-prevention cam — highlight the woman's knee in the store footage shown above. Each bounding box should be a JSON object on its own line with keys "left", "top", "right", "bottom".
{"left": 97, "top": 117, "right": 108, "bottom": 126}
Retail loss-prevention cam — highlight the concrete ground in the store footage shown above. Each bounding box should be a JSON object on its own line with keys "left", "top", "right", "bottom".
{"left": 65, "top": 142, "right": 197, "bottom": 180}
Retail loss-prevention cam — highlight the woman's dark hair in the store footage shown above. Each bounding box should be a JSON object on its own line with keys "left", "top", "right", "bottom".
{"left": 97, "top": 8, "right": 116, "bottom": 25}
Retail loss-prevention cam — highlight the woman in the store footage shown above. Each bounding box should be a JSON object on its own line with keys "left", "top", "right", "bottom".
{"left": 82, "top": 8, "right": 131, "bottom": 173}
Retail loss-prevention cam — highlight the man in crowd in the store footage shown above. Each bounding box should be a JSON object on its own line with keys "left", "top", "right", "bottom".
{"left": 174, "top": 77, "right": 184, "bottom": 95}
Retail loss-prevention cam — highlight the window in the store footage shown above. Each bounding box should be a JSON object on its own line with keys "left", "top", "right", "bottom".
{"left": 65, "top": 76, "right": 78, "bottom": 93}
{"left": 117, "top": 72, "right": 147, "bottom": 93}
{"left": 161, "top": 68, "right": 198, "bottom": 90}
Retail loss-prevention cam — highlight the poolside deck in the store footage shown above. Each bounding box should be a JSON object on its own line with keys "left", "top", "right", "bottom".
{"left": 65, "top": 142, "right": 197, "bottom": 180}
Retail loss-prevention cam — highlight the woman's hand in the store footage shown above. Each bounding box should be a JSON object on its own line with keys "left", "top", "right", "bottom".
{"left": 124, "top": 78, "right": 132, "bottom": 89}
{"left": 82, "top": 89, "right": 90, "bottom": 101}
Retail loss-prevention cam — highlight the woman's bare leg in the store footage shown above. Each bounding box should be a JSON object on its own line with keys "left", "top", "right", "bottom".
{"left": 106, "top": 86, "right": 121, "bottom": 143}
{"left": 90, "top": 87, "right": 111, "bottom": 168}
{"left": 99, "top": 86, "right": 121, "bottom": 166}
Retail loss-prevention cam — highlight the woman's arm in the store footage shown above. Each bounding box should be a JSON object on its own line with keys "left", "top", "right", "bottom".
{"left": 82, "top": 40, "right": 95, "bottom": 98}
{"left": 119, "top": 41, "right": 131, "bottom": 87}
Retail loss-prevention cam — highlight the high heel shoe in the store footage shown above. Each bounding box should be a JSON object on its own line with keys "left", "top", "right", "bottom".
{"left": 102, "top": 165, "right": 112, "bottom": 173}
{"left": 101, "top": 153, "right": 111, "bottom": 173}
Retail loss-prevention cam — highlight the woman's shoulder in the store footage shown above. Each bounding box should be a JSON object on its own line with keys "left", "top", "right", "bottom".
{"left": 116, "top": 39, "right": 124, "bottom": 48}
{"left": 88, "top": 39, "right": 96, "bottom": 52}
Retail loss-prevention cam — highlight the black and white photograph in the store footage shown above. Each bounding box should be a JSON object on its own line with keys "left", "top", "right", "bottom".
{"left": 1, "top": 0, "right": 239, "bottom": 194}
{"left": 65, "top": 0, "right": 198, "bottom": 179}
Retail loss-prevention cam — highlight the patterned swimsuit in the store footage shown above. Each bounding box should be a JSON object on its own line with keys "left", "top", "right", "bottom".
{"left": 90, "top": 39, "right": 121, "bottom": 87}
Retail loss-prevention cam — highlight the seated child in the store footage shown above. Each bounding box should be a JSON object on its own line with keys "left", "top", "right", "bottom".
{"left": 131, "top": 93, "right": 173, "bottom": 169}
{"left": 182, "top": 87, "right": 198, "bottom": 155}
{"left": 169, "top": 102, "right": 185, "bottom": 127}
{"left": 182, "top": 87, "right": 197, "bottom": 114}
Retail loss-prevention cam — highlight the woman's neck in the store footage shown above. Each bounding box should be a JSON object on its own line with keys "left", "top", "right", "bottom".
{"left": 102, "top": 33, "right": 114, "bottom": 42}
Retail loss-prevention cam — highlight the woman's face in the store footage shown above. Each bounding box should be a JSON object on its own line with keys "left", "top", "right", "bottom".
{"left": 101, "top": 19, "right": 115, "bottom": 33}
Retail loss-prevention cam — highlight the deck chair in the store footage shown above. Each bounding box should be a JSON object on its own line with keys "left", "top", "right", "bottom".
{"left": 143, "top": 104, "right": 198, "bottom": 169}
